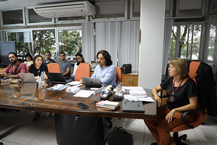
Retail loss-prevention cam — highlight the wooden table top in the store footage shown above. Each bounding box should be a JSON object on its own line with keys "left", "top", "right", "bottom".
{"left": 0, "top": 82, "right": 157, "bottom": 120}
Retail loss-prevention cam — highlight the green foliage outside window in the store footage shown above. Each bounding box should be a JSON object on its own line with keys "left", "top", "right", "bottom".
{"left": 59, "top": 30, "right": 82, "bottom": 56}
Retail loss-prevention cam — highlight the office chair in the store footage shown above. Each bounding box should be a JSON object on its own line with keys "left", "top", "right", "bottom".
{"left": 26, "top": 64, "right": 29, "bottom": 72}
{"left": 115, "top": 66, "right": 122, "bottom": 82}
{"left": 0, "top": 142, "right": 3, "bottom": 145}
{"left": 74, "top": 63, "right": 90, "bottom": 81}
{"left": 47, "top": 63, "right": 61, "bottom": 73}
{"left": 160, "top": 61, "right": 207, "bottom": 145}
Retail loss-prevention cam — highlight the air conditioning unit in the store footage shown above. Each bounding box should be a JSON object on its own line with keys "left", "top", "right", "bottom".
{"left": 33, "top": 1, "right": 95, "bottom": 18}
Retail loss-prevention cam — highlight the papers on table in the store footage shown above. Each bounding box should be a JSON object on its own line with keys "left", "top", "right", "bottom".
{"left": 67, "top": 81, "right": 82, "bottom": 86}
{"left": 122, "top": 86, "right": 154, "bottom": 102}
{"left": 122, "top": 86, "right": 147, "bottom": 95}
{"left": 124, "top": 95, "right": 154, "bottom": 102}
{"left": 47, "top": 84, "right": 67, "bottom": 91}
{"left": 65, "top": 86, "right": 81, "bottom": 93}
{"left": 74, "top": 90, "right": 95, "bottom": 98}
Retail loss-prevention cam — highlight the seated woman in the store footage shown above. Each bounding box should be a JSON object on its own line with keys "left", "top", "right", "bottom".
{"left": 29, "top": 55, "right": 48, "bottom": 79}
{"left": 72, "top": 53, "right": 85, "bottom": 81}
{"left": 24, "top": 53, "right": 33, "bottom": 66}
{"left": 145, "top": 58, "right": 198, "bottom": 145}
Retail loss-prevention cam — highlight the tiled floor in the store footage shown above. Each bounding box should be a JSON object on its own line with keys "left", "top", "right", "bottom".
{"left": 0, "top": 109, "right": 217, "bottom": 145}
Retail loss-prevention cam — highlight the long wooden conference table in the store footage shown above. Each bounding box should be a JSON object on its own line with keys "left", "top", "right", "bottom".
{"left": 0, "top": 82, "right": 156, "bottom": 145}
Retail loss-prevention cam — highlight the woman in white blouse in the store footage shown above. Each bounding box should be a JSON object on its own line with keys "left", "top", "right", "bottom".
{"left": 72, "top": 53, "right": 85, "bottom": 81}
{"left": 24, "top": 53, "right": 33, "bottom": 66}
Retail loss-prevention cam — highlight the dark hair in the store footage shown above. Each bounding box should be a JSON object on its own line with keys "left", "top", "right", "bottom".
{"left": 75, "top": 53, "right": 85, "bottom": 65}
{"left": 8, "top": 52, "right": 17, "bottom": 57}
{"left": 33, "top": 55, "right": 44, "bottom": 65}
{"left": 60, "top": 52, "right": 66, "bottom": 56}
{"left": 97, "top": 50, "right": 112, "bottom": 66}
{"left": 25, "top": 53, "right": 33, "bottom": 60}
{"left": 45, "top": 51, "right": 51, "bottom": 56}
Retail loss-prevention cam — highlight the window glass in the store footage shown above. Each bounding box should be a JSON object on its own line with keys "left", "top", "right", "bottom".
{"left": 33, "top": 30, "right": 56, "bottom": 60}
{"left": 180, "top": 25, "right": 192, "bottom": 59}
{"left": 191, "top": 25, "right": 201, "bottom": 60}
{"left": 168, "top": 26, "right": 177, "bottom": 59}
{"left": 133, "top": 0, "right": 140, "bottom": 17}
{"left": 2, "top": 10, "right": 23, "bottom": 25}
{"left": 169, "top": 24, "right": 202, "bottom": 60}
{"left": 95, "top": 1, "right": 125, "bottom": 18}
{"left": 208, "top": 24, "right": 216, "bottom": 61}
{"left": 7, "top": 32, "right": 32, "bottom": 58}
{"left": 165, "top": 0, "right": 170, "bottom": 17}
{"left": 178, "top": 0, "right": 202, "bottom": 16}
{"left": 28, "top": 9, "right": 52, "bottom": 23}
{"left": 210, "top": 0, "right": 217, "bottom": 12}
{"left": 59, "top": 30, "right": 82, "bottom": 60}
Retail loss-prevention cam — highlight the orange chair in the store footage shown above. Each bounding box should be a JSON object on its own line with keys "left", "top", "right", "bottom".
{"left": 74, "top": 63, "right": 90, "bottom": 81}
{"left": 115, "top": 66, "right": 122, "bottom": 83}
{"left": 47, "top": 63, "right": 61, "bottom": 73}
{"left": 160, "top": 61, "right": 206, "bottom": 145}
{"left": 26, "top": 64, "right": 29, "bottom": 72}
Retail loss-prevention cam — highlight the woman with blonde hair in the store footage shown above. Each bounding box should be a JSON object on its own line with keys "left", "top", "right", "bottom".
{"left": 145, "top": 58, "right": 198, "bottom": 145}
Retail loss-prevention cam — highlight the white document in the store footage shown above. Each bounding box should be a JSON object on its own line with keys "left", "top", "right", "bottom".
{"left": 124, "top": 95, "right": 154, "bottom": 102}
{"left": 68, "top": 81, "right": 81, "bottom": 86}
{"left": 122, "top": 86, "right": 147, "bottom": 96}
{"left": 47, "top": 84, "right": 67, "bottom": 91}
{"left": 74, "top": 90, "right": 95, "bottom": 98}
{"left": 65, "top": 86, "right": 81, "bottom": 93}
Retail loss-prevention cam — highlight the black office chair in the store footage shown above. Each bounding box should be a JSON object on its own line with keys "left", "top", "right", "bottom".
{"left": 0, "top": 142, "right": 3, "bottom": 145}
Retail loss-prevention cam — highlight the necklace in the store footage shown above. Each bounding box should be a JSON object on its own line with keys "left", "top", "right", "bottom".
{"left": 172, "top": 78, "right": 184, "bottom": 95}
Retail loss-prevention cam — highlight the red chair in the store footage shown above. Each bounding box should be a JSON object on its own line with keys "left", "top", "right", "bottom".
{"left": 115, "top": 66, "right": 122, "bottom": 83}
{"left": 74, "top": 63, "right": 90, "bottom": 81}
{"left": 26, "top": 64, "right": 29, "bottom": 72}
{"left": 47, "top": 63, "right": 61, "bottom": 73}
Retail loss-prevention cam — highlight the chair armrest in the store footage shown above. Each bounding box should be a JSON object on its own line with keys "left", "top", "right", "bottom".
{"left": 181, "top": 108, "right": 206, "bottom": 129}
{"left": 159, "top": 95, "right": 169, "bottom": 98}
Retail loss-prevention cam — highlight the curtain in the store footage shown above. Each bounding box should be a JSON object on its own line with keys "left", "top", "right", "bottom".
{"left": 118, "top": 21, "right": 140, "bottom": 72}
{"left": 82, "top": 23, "right": 95, "bottom": 64}
{"left": 162, "top": 19, "right": 173, "bottom": 75}
{"left": 96, "top": 22, "right": 121, "bottom": 66}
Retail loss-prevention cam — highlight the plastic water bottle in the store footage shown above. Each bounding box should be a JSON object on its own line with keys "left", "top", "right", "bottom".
{"left": 41, "top": 72, "right": 46, "bottom": 96}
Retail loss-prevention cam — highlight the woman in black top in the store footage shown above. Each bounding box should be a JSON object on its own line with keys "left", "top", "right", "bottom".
{"left": 29, "top": 55, "right": 48, "bottom": 79}
{"left": 145, "top": 58, "right": 198, "bottom": 145}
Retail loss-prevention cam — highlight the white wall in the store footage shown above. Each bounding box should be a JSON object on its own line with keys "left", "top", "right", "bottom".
{"left": 139, "top": 0, "right": 165, "bottom": 89}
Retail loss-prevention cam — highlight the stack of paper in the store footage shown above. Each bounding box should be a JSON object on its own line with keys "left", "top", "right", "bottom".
{"left": 96, "top": 100, "right": 119, "bottom": 110}
{"left": 47, "top": 84, "right": 67, "bottom": 91}
{"left": 74, "top": 90, "right": 94, "bottom": 98}
{"left": 129, "top": 87, "right": 147, "bottom": 96}
{"left": 68, "top": 81, "right": 82, "bottom": 86}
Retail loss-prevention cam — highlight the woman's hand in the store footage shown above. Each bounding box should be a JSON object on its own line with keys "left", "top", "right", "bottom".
{"left": 154, "top": 95, "right": 161, "bottom": 107}
{"left": 80, "top": 79, "right": 83, "bottom": 84}
{"left": 165, "top": 109, "right": 176, "bottom": 123}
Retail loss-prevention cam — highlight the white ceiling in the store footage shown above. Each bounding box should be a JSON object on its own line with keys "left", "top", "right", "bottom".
{"left": 0, "top": 0, "right": 119, "bottom": 10}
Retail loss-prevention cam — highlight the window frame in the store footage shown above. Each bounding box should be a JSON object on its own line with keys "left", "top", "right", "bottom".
{"left": 26, "top": 7, "right": 55, "bottom": 26}
{"left": 0, "top": 8, "right": 25, "bottom": 27}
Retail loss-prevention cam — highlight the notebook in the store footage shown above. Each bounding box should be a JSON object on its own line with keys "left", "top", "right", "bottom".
{"left": 122, "top": 99, "right": 145, "bottom": 113}
{"left": 19, "top": 73, "right": 37, "bottom": 83}
{"left": 82, "top": 77, "right": 102, "bottom": 88}
{"left": 47, "top": 73, "right": 66, "bottom": 84}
